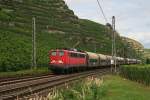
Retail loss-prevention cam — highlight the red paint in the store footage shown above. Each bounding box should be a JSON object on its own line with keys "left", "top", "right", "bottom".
{"left": 49, "top": 49, "right": 87, "bottom": 68}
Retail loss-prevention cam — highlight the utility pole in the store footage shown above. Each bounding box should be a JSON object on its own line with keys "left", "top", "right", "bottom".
{"left": 106, "top": 23, "right": 113, "bottom": 72}
{"left": 111, "top": 24, "right": 114, "bottom": 72}
{"left": 32, "top": 17, "right": 37, "bottom": 69}
{"left": 112, "top": 16, "right": 117, "bottom": 73}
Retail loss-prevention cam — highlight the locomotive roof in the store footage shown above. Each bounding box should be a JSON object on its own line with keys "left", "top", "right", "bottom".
{"left": 53, "top": 48, "right": 85, "bottom": 53}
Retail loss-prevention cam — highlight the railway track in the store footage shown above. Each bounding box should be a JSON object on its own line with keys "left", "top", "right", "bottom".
{"left": 0, "top": 74, "right": 55, "bottom": 86}
{"left": 0, "top": 73, "right": 54, "bottom": 83}
{"left": 0, "top": 68, "right": 110, "bottom": 100}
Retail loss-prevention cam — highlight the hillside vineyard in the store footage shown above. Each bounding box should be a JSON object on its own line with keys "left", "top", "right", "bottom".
{"left": 0, "top": 0, "right": 141, "bottom": 71}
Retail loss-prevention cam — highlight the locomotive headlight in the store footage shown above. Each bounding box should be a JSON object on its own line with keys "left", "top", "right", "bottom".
{"left": 51, "top": 60, "right": 56, "bottom": 63}
{"left": 58, "top": 60, "right": 64, "bottom": 64}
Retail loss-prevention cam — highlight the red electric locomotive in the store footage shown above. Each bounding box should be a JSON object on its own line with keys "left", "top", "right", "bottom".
{"left": 49, "top": 48, "right": 87, "bottom": 72}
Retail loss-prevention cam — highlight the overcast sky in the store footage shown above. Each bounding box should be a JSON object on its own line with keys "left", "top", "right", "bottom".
{"left": 64, "top": 0, "right": 150, "bottom": 48}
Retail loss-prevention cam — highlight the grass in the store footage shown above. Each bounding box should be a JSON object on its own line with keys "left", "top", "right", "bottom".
{"left": 0, "top": 67, "right": 50, "bottom": 78}
{"left": 102, "top": 75, "right": 150, "bottom": 100}
{"left": 47, "top": 76, "right": 106, "bottom": 100}
{"left": 45, "top": 75, "right": 150, "bottom": 100}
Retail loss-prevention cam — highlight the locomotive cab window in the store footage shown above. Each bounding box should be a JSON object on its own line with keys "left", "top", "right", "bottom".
{"left": 51, "top": 51, "right": 56, "bottom": 56}
{"left": 70, "top": 53, "right": 78, "bottom": 58}
{"left": 59, "top": 51, "right": 64, "bottom": 56}
{"left": 79, "top": 54, "right": 85, "bottom": 58}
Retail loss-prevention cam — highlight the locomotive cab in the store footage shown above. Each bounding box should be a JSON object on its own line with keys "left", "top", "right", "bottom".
{"left": 49, "top": 49, "right": 87, "bottom": 73}
{"left": 49, "top": 50, "right": 67, "bottom": 70}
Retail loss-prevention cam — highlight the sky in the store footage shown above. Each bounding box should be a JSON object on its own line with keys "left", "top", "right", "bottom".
{"left": 64, "top": 0, "right": 150, "bottom": 48}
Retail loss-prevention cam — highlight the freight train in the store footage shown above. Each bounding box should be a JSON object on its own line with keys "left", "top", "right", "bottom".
{"left": 49, "top": 48, "right": 141, "bottom": 73}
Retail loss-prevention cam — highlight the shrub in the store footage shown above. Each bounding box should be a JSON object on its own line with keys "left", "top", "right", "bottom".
{"left": 120, "top": 65, "right": 150, "bottom": 85}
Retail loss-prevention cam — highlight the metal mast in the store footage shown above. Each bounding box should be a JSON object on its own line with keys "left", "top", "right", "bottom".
{"left": 32, "top": 17, "right": 37, "bottom": 69}
{"left": 112, "top": 16, "right": 117, "bottom": 73}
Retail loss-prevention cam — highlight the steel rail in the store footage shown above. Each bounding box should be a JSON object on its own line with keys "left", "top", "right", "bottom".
{"left": 0, "top": 74, "right": 55, "bottom": 86}
{"left": 0, "top": 73, "right": 53, "bottom": 84}
{"left": 0, "top": 68, "right": 110, "bottom": 100}
{"left": 28, "top": 69, "right": 110, "bottom": 100}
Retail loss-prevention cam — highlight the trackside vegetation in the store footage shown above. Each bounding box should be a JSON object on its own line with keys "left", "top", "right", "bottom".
{"left": 0, "top": 67, "right": 49, "bottom": 78}
{"left": 120, "top": 64, "right": 150, "bottom": 85}
{"left": 44, "top": 75, "right": 150, "bottom": 100}
{"left": 48, "top": 77, "right": 106, "bottom": 100}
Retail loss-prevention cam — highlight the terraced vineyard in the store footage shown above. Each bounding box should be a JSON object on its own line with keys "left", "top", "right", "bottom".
{"left": 0, "top": 0, "right": 139, "bottom": 72}
{"left": 144, "top": 49, "right": 150, "bottom": 58}
{"left": 144, "top": 49, "right": 150, "bottom": 64}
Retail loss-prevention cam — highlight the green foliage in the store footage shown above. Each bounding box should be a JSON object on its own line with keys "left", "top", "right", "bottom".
{"left": 0, "top": 30, "right": 32, "bottom": 72}
{"left": 0, "top": 8, "right": 14, "bottom": 22}
{"left": 120, "top": 65, "right": 150, "bottom": 85}
{"left": 48, "top": 77, "right": 107, "bottom": 100}
{"left": 146, "top": 58, "right": 150, "bottom": 64}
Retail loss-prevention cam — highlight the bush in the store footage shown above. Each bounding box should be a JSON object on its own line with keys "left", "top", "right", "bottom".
{"left": 146, "top": 58, "right": 150, "bottom": 64}
{"left": 120, "top": 65, "right": 150, "bottom": 85}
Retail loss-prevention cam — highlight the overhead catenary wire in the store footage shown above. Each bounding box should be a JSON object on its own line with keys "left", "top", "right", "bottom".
{"left": 96, "top": 0, "right": 108, "bottom": 23}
